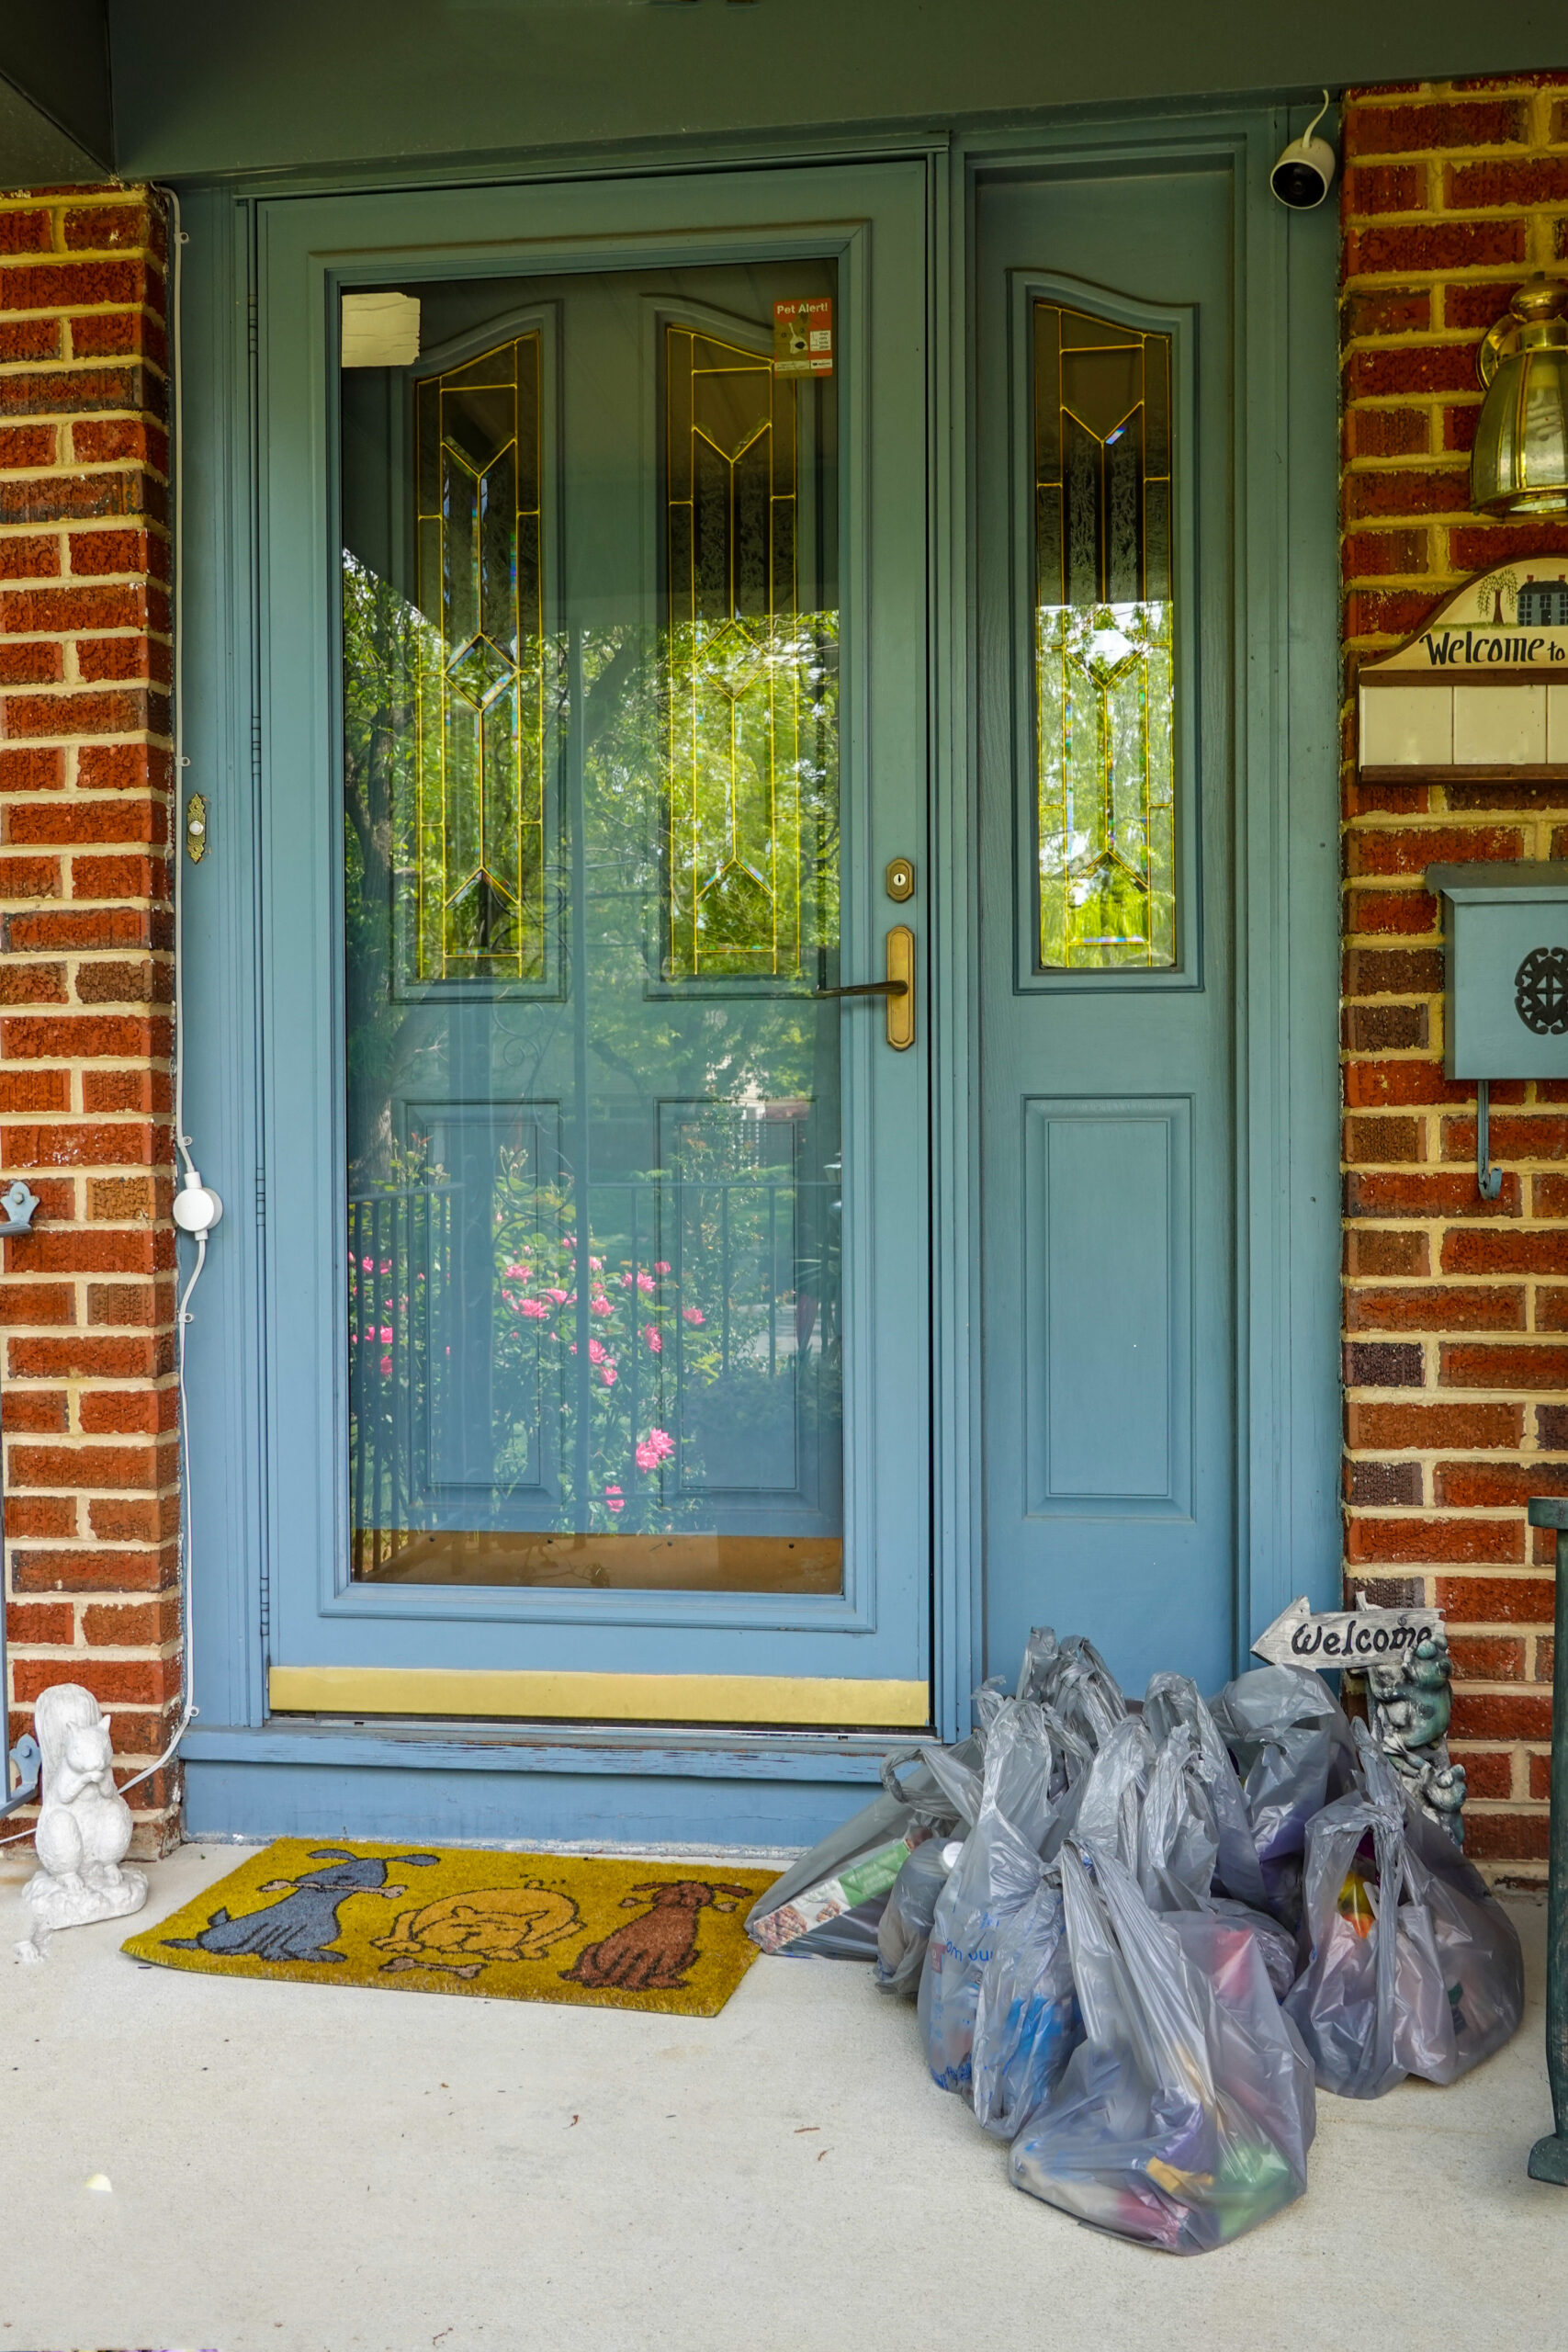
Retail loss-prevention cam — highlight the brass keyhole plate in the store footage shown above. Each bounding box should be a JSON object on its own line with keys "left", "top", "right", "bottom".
{"left": 886, "top": 857, "right": 915, "bottom": 903}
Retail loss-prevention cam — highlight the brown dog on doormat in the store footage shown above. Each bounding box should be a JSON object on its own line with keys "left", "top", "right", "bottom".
{"left": 562, "top": 1878, "right": 756, "bottom": 1992}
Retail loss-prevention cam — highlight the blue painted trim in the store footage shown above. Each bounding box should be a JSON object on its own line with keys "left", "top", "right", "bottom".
{"left": 183, "top": 1721, "right": 896, "bottom": 1783}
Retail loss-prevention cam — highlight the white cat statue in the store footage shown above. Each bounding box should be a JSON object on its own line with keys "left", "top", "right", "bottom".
{"left": 22, "top": 1683, "right": 147, "bottom": 1934}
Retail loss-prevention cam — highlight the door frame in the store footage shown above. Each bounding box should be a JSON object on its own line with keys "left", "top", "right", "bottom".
{"left": 173, "top": 102, "right": 1341, "bottom": 1845}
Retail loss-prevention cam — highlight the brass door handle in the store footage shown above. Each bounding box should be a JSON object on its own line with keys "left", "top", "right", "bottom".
{"left": 813, "top": 979, "right": 908, "bottom": 999}
{"left": 815, "top": 929, "right": 914, "bottom": 1050}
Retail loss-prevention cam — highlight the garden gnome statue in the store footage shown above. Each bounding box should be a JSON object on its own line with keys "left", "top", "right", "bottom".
{"left": 22, "top": 1684, "right": 147, "bottom": 1933}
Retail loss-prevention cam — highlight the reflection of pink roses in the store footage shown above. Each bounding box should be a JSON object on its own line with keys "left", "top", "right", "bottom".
{"left": 588, "top": 1339, "right": 607, "bottom": 1364}
{"left": 518, "top": 1297, "right": 547, "bottom": 1318}
{"left": 601, "top": 1364, "right": 617, "bottom": 1386}
{"left": 379, "top": 1325, "right": 393, "bottom": 1343}
{"left": 635, "top": 1426, "right": 675, "bottom": 1472}
{"left": 682, "top": 1306, "right": 705, "bottom": 1325}
{"left": 379, "top": 1352, "right": 393, "bottom": 1375}
{"left": 654, "top": 1261, "right": 671, "bottom": 1274}
{"left": 589, "top": 1295, "right": 612, "bottom": 1317}
{"left": 604, "top": 1483, "right": 624, "bottom": 1513}
{"left": 644, "top": 1325, "right": 661, "bottom": 1353}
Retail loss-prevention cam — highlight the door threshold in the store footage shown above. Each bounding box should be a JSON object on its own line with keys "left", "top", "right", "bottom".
{"left": 184, "top": 1714, "right": 921, "bottom": 1782}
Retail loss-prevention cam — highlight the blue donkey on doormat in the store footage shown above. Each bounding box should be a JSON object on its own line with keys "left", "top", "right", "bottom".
{"left": 164, "top": 1848, "right": 440, "bottom": 1964}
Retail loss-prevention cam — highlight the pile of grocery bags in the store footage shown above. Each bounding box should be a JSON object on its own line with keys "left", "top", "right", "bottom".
{"left": 747, "top": 1627, "right": 1525, "bottom": 2255}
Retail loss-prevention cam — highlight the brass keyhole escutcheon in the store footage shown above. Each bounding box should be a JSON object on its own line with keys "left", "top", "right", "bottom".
{"left": 886, "top": 856, "right": 915, "bottom": 904}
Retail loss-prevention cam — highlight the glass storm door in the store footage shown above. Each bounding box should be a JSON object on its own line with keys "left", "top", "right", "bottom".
{"left": 259, "top": 166, "right": 930, "bottom": 1728}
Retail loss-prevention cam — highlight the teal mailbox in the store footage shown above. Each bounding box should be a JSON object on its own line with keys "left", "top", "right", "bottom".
{"left": 1427, "top": 863, "right": 1568, "bottom": 1197}
{"left": 1427, "top": 864, "right": 1568, "bottom": 1080}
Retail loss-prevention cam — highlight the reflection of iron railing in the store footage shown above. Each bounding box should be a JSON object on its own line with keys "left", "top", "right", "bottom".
{"left": 347, "top": 1172, "right": 839, "bottom": 1566}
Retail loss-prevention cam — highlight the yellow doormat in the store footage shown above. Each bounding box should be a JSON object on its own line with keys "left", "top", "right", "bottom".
{"left": 123, "top": 1840, "right": 774, "bottom": 2016}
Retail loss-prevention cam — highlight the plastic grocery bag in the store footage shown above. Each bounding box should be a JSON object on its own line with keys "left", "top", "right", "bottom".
{"left": 1144, "top": 1671, "right": 1268, "bottom": 1909}
{"left": 1392, "top": 1793, "right": 1523, "bottom": 2084}
{"left": 1210, "top": 1666, "right": 1351, "bottom": 1916}
{"left": 875, "top": 1834, "right": 964, "bottom": 1998}
{"left": 1020, "top": 1628, "right": 1127, "bottom": 1751}
{"left": 919, "top": 1701, "right": 1058, "bottom": 2093}
{"left": 1285, "top": 1727, "right": 1522, "bottom": 2096}
{"left": 747, "top": 1747, "right": 971, "bottom": 1959}
{"left": 1136, "top": 1724, "right": 1222, "bottom": 1914}
{"left": 970, "top": 1871, "right": 1081, "bottom": 2139}
{"left": 1010, "top": 1845, "right": 1315, "bottom": 2254}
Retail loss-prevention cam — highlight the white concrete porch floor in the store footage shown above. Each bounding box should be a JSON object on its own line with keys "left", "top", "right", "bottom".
{"left": 0, "top": 1843, "right": 1562, "bottom": 2352}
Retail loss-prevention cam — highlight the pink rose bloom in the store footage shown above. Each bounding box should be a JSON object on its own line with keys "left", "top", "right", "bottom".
{"left": 589, "top": 1255, "right": 603, "bottom": 1272}
{"left": 379, "top": 1353, "right": 393, "bottom": 1375}
{"left": 361, "top": 1256, "right": 374, "bottom": 1272}
{"left": 644, "top": 1326, "right": 662, "bottom": 1353}
{"left": 637, "top": 1271, "right": 655, "bottom": 1295}
{"left": 590, "top": 1295, "right": 613, "bottom": 1317}
{"left": 379, "top": 1325, "right": 393, "bottom": 1344}
{"left": 635, "top": 1440, "right": 656, "bottom": 1470}
{"left": 604, "top": 1485, "right": 625, "bottom": 1513}
{"left": 349, "top": 1329, "right": 357, "bottom": 1343}
{"left": 588, "top": 1339, "right": 607, "bottom": 1364}
{"left": 601, "top": 1364, "right": 617, "bottom": 1386}
{"left": 564, "top": 1236, "right": 577, "bottom": 1250}
{"left": 504, "top": 1261, "right": 530, "bottom": 1279}
{"left": 682, "top": 1306, "right": 705, "bottom": 1325}
{"left": 546, "top": 1287, "right": 569, "bottom": 1304}
{"left": 654, "top": 1261, "right": 671, "bottom": 1274}
{"left": 519, "top": 1297, "right": 548, "bottom": 1319}
{"left": 646, "top": 1427, "right": 675, "bottom": 1461}
{"left": 619, "top": 1271, "right": 633, "bottom": 1287}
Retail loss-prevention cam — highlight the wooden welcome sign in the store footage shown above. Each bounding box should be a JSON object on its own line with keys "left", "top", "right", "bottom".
{"left": 1359, "top": 559, "right": 1568, "bottom": 777}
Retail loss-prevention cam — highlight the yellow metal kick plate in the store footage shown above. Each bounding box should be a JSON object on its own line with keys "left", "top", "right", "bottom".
{"left": 268, "top": 1666, "right": 931, "bottom": 1729}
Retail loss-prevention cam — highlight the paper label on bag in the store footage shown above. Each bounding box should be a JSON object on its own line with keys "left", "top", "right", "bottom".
{"left": 748, "top": 1834, "right": 912, "bottom": 1951}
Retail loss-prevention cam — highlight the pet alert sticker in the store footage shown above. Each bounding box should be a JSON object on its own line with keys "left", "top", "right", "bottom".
{"left": 774, "top": 298, "right": 833, "bottom": 376}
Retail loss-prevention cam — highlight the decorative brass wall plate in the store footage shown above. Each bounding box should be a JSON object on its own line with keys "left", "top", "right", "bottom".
{"left": 886, "top": 855, "right": 915, "bottom": 902}
{"left": 185, "top": 792, "right": 208, "bottom": 863}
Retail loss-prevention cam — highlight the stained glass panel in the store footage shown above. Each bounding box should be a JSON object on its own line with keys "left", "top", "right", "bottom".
{"left": 1033, "top": 300, "right": 1176, "bottom": 970}
{"left": 410, "top": 333, "right": 547, "bottom": 983}
{"left": 664, "top": 326, "right": 829, "bottom": 981}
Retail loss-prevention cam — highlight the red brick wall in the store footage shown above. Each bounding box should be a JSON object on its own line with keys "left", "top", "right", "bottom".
{"left": 0, "top": 187, "right": 180, "bottom": 1856}
{"left": 1341, "top": 77, "right": 1568, "bottom": 1883}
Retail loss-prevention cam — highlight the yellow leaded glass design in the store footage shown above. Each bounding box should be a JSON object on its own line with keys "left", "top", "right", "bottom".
{"left": 412, "top": 334, "right": 546, "bottom": 983}
{"left": 665, "top": 326, "right": 804, "bottom": 980}
{"left": 1034, "top": 300, "right": 1175, "bottom": 970}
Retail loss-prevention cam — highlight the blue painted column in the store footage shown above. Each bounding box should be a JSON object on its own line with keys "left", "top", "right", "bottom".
{"left": 1526, "top": 1497, "right": 1568, "bottom": 2185}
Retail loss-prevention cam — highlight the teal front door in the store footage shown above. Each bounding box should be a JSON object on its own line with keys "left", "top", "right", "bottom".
{"left": 258, "top": 164, "right": 931, "bottom": 1729}
{"left": 976, "top": 159, "right": 1241, "bottom": 1695}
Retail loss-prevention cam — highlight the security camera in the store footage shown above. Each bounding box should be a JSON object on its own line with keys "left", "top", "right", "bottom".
{"left": 1270, "top": 92, "right": 1337, "bottom": 210}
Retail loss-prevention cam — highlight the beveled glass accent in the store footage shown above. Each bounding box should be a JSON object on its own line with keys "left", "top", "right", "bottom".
{"left": 412, "top": 334, "right": 546, "bottom": 981}
{"left": 664, "top": 326, "right": 820, "bottom": 980}
{"left": 1033, "top": 299, "right": 1176, "bottom": 970}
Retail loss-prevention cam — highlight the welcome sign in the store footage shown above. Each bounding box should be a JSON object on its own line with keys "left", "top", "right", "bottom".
{"left": 1251, "top": 1594, "right": 1444, "bottom": 1670}
{"left": 1359, "top": 560, "right": 1568, "bottom": 772}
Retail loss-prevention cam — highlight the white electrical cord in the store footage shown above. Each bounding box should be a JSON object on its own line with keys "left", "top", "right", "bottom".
{"left": 4, "top": 190, "right": 209, "bottom": 1842}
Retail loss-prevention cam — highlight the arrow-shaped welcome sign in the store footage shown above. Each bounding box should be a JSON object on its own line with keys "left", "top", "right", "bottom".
{"left": 1252, "top": 1595, "right": 1444, "bottom": 1670}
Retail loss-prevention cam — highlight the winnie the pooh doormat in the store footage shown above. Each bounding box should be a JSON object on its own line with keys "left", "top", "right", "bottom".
{"left": 124, "top": 1841, "right": 774, "bottom": 2015}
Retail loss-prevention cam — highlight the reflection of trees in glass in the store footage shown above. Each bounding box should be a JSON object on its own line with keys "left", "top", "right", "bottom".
{"left": 344, "top": 585, "right": 842, "bottom": 1555}
{"left": 1036, "top": 599, "right": 1174, "bottom": 969}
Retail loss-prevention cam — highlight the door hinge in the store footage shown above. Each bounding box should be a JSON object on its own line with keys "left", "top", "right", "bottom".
{"left": 247, "top": 293, "right": 258, "bottom": 359}
{"left": 255, "top": 1164, "right": 265, "bottom": 1227}
{"left": 250, "top": 709, "right": 261, "bottom": 786}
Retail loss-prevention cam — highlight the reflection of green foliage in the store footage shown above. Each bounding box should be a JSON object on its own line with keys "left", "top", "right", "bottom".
{"left": 1037, "top": 599, "right": 1175, "bottom": 970}
{"left": 345, "top": 587, "right": 843, "bottom": 1546}
{"left": 664, "top": 613, "right": 840, "bottom": 980}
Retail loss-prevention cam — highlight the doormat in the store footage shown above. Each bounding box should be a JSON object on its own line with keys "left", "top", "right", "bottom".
{"left": 123, "top": 1841, "right": 774, "bottom": 2016}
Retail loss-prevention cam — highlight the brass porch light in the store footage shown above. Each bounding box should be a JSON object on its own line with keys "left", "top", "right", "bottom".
{"left": 1472, "top": 275, "right": 1568, "bottom": 515}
